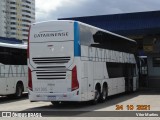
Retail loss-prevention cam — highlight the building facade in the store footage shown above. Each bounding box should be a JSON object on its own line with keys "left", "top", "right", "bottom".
{"left": 0, "top": 0, "right": 35, "bottom": 42}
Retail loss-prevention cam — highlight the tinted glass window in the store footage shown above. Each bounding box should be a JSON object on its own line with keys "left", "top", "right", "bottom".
{"left": 107, "top": 62, "right": 136, "bottom": 78}
{"left": 79, "top": 24, "right": 137, "bottom": 53}
{"left": 0, "top": 46, "right": 27, "bottom": 65}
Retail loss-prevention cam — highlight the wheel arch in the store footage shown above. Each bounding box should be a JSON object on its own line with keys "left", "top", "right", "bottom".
{"left": 16, "top": 80, "right": 24, "bottom": 92}
{"left": 94, "top": 82, "right": 101, "bottom": 93}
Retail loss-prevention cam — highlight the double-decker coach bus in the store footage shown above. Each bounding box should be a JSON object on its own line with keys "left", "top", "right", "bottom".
{"left": 0, "top": 42, "right": 27, "bottom": 98}
{"left": 28, "top": 20, "right": 138, "bottom": 104}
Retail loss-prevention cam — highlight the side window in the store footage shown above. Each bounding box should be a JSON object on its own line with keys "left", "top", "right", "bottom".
{"left": 107, "top": 63, "right": 136, "bottom": 78}
{"left": 79, "top": 24, "right": 95, "bottom": 46}
{"left": 0, "top": 46, "right": 27, "bottom": 65}
{"left": 107, "top": 62, "right": 124, "bottom": 78}
{"left": 92, "top": 31, "right": 134, "bottom": 53}
{"left": 0, "top": 47, "right": 11, "bottom": 64}
{"left": 10, "top": 48, "right": 27, "bottom": 65}
{"left": 79, "top": 24, "right": 136, "bottom": 53}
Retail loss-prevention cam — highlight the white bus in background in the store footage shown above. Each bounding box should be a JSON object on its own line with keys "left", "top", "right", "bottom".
{"left": 28, "top": 20, "right": 138, "bottom": 105}
{"left": 0, "top": 42, "right": 28, "bottom": 98}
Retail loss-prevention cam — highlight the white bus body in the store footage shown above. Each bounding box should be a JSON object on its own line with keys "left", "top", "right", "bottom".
{"left": 28, "top": 20, "right": 138, "bottom": 103}
{"left": 0, "top": 42, "right": 28, "bottom": 97}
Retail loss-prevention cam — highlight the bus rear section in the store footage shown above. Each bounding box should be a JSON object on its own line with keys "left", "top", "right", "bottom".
{"left": 28, "top": 21, "right": 81, "bottom": 102}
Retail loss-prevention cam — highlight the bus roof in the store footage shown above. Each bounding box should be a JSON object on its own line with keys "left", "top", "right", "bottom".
{"left": 0, "top": 42, "right": 27, "bottom": 49}
{"left": 31, "top": 20, "right": 136, "bottom": 43}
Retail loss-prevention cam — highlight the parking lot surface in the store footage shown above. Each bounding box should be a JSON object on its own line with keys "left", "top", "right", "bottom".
{"left": 0, "top": 90, "right": 160, "bottom": 120}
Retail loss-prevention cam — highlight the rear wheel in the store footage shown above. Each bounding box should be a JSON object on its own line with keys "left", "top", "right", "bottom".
{"left": 15, "top": 83, "right": 23, "bottom": 98}
{"left": 100, "top": 85, "right": 107, "bottom": 102}
{"left": 91, "top": 86, "right": 100, "bottom": 104}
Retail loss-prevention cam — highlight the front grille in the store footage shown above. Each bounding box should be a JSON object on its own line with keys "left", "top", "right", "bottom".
{"left": 32, "top": 57, "right": 70, "bottom": 64}
{"left": 36, "top": 71, "right": 66, "bottom": 80}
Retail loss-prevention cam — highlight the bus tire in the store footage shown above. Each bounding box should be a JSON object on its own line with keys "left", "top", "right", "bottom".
{"left": 91, "top": 85, "right": 100, "bottom": 105}
{"left": 15, "top": 83, "right": 23, "bottom": 98}
{"left": 100, "top": 84, "right": 107, "bottom": 102}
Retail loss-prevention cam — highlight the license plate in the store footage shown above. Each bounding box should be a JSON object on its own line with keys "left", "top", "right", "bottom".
{"left": 47, "top": 96, "right": 56, "bottom": 100}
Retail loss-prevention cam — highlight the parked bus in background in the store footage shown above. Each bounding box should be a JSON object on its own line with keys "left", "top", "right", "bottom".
{"left": 0, "top": 42, "right": 27, "bottom": 98}
{"left": 28, "top": 20, "right": 138, "bottom": 105}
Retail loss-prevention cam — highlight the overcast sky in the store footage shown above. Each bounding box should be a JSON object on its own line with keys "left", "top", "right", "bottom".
{"left": 35, "top": 0, "right": 160, "bottom": 22}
